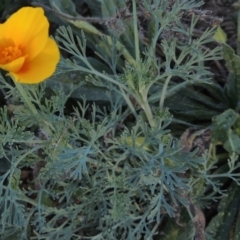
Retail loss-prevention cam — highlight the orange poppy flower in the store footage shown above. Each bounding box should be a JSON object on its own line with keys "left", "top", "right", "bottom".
{"left": 0, "top": 7, "right": 60, "bottom": 84}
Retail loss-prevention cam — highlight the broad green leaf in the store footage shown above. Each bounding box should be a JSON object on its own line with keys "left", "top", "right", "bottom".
{"left": 159, "top": 208, "right": 195, "bottom": 240}
{"left": 234, "top": 206, "right": 240, "bottom": 240}
{"left": 211, "top": 109, "right": 239, "bottom": 144}
{"left": 50, "top": 0, "right": 136, "bottom": 66}
{"left": 50, "top": 0, "right": 102, "bottom": 35}
{"left": 206, "top": 182, "right": 240, "bottom": 240}
{"left": 47, "top": 75, "right": 110, "bottom": 102}
{"left": 223, "top": 130, "right": 240, "bottom": 154}
{"left": 213, "top": 26, "right": 227, "bottom": 43}
{"left": 120, "top": 136, "right": 152, "bottom": 152}
{"left": 224, "top": 73, "right": 240, "bottom": 110}
{"left": 0, "top": 156, "right": 11, "bottom": 173}
{"left": 222, "top": 44, "right": 240, "bottom": 75}
{"left": 50, "top": 0, "right": 78, "bottom": 16}
{"left": 99, "top": 0, "right": 136, "bottom": 57}
{"left": 40, "top": 192, "right": 54, "bottom": 207}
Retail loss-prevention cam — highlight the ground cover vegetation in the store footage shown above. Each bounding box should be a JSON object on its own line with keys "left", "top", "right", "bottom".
{"left": 0, "top": 0, "right": 240, "bottom": 239}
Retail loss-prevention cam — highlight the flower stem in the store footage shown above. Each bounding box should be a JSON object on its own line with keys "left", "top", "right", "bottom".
{"left": 238, "top": 0, "right": 240, "bottom": 55}
{"left": 14, "top": 81, "right": 39, "bottom": 116}
{"left": 132, "top": 0, "right": 140, "bottom": 64}
{"left": 159, "top": 75, "right": 172, "bottom": 109}
{"left": 140, "top": 93, "right": 155, "bottom": 128}
{"left": 14, "top": 81, "right": 53, "bottom": 135}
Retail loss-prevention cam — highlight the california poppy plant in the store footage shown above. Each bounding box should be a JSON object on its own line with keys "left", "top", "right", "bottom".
{"left": 0, "top": 7, "right": 60, "bottom": 83}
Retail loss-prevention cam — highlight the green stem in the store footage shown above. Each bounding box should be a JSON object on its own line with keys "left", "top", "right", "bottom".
{"left": 75, "top": 64, "right": 141, "bottom": 119}
{"left": 120, "top": 87, "right": 138, "bottom": 119}
{"left": 14, "top": 81, "right": 38, "bottom": 116}
{"left": 140, "top": 94, "right": 155, "bottom": 128}
{"left": 132, "top": 0, "right": 140, "bottom": 64}
{"left": 146, "top": 222, "right": 161, "bottom": 240}
{"left": 159, "top": 75, "right": 172, "bottom": 109}
{"left": 14, "top": 80, "right": 53, "bottom": 135}
{"left": 2, "top": 185, "right": 38, "bottom": 207}
{"left": 238, "top": 0, "right": 240, "bottom": 55}
{"left": 130, "top": 0, "right": 155, "bottom": 128}
{"left": 76, "top": 65, "right": 131, "bottom": 94}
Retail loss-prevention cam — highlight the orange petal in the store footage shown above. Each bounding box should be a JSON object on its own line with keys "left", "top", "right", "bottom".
{"left": 0, "top": 56, "right": 25, "bottom": 72}
{"left": 11, "top": 38, "right": 60, "bottom": 84}
{"left": 0, "top": 7, "right": 49, "bottom": 61}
